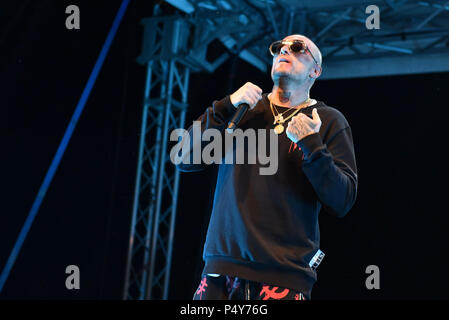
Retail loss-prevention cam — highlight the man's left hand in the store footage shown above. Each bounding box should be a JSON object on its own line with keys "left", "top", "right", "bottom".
{"left": 286, "top": 108, "right": 322, "bottom": 143}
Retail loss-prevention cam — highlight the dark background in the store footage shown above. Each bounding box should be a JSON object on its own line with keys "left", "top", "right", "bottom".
{"left": 1, "top": 0, "right": 448, "bottom": 300}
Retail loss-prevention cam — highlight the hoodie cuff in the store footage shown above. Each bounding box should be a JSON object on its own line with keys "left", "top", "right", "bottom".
{"left": 213, "top": 95, "right": 237, "bottom": 122}
{"left": 296, "top": 132, "right": 324, "bottom": 160}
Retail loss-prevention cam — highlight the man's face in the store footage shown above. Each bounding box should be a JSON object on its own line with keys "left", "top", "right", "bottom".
{"left": 270, "top": 35, "right": 321, "bottom": 84}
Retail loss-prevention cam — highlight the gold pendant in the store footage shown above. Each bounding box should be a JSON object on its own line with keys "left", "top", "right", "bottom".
{"left": 274, "top": 114, "right": 284, "bottom": 124}
{"left": 274, "top": 124, "right": 284, "bottom": 134}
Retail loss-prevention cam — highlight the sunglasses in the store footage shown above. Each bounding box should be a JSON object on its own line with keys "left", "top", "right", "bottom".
{"left": 269, "top": 40, "right": 320, "bottom": 66}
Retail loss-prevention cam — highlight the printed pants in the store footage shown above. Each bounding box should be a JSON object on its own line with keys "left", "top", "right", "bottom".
{"left": 193, "top": 274, "right": 306, "bottom": 300}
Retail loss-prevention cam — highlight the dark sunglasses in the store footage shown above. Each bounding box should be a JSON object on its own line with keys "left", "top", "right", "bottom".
{"left": 269, "top": 40, "right": 320, "bottom": 65}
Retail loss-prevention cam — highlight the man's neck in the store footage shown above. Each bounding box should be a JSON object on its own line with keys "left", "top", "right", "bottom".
{"left": 270, "top": 77, "right": 310, "bottom": 108}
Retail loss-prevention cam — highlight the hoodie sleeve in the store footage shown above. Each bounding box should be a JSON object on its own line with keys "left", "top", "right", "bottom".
{"left": 296, "top": 120, "right": 358, "bottom": 218}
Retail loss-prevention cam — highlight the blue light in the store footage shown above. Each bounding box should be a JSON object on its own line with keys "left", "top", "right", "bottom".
{"left": 0, "top": 0, "right": 130, "bottom": 293}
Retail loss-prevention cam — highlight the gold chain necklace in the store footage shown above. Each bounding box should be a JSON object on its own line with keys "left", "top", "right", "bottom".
{"left": 269, "top": 98, "right": 311, "bottom": 134}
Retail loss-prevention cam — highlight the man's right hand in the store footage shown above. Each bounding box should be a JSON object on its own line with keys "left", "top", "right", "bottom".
{"left": 230, "top": 82, "right": 263, "bottom": 110}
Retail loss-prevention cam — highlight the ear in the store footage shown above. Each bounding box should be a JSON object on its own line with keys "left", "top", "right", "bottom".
{"left": 310, "top": 64, "right": 322, "bottom": 79}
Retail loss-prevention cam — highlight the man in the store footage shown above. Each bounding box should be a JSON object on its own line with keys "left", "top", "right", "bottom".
{"left": 178, "top": 34, "right": 358, "bottom": 300}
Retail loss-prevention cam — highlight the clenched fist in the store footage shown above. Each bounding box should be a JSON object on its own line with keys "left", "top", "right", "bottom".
{"left": 230, "top": 82, "right": 263, "bottom": 110}
{"left": 286, "top": 108, "right": 322, "bottom": 143}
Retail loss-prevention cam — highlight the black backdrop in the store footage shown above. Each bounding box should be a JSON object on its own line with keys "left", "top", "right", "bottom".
{"left": 1, "top": 0, "right": 448, "bottom": 299}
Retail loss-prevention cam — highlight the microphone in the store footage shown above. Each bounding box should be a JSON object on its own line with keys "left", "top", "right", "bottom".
{"left": 226, "top": 103, "right": 249, "bottom": 133}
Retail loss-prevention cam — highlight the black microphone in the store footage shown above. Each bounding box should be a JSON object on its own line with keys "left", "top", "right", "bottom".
{"left": 227, "top": 103, "right": 249, "bottom": 133}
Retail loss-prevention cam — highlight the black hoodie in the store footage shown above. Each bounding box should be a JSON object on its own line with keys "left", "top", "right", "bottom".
{"left": 178, "top": 93, "right": 358, "bottom": 299}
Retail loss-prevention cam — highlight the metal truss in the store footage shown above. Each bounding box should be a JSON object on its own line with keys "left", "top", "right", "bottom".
{"left": 123, "top": 18, "right": 191, "bottom": 300}
{"left": 164, "top": 0, "right": 449, "bottom": 78}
